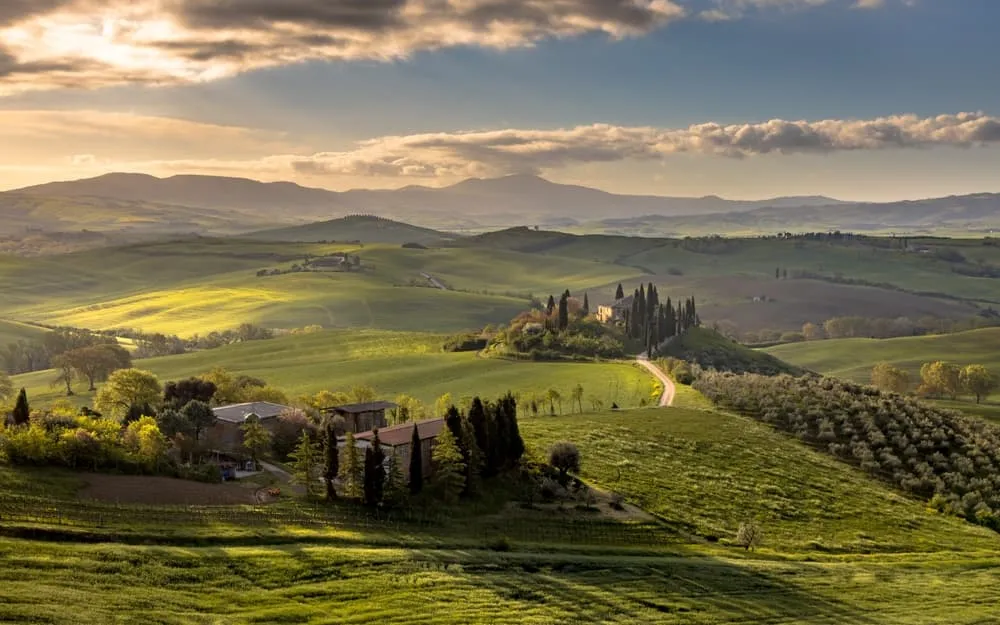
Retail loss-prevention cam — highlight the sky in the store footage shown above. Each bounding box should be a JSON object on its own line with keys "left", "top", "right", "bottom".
{"left": 1, "top": 0, "right": 998, "bottom": 201}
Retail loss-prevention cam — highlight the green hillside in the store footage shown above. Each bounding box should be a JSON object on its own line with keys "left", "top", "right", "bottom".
{"left": 245, "top": 215, "right": 453, "bottom": 245}
{"left": 12, "top": 329, "right": 657, "bottom": 409}
{"left": 3, "top": 405, "right": 999, "bottom": 623}
{"left": 661, "top": 327, "right": 804, "bottom": 375}
{"left": 0, "top": 319, "right": 48, "bottom": 345}
{"left": 765, "top": 327, "right": 1000, "bottom": 381}
{"left": 0, "top": 238, "right": 639, "bottom": 337}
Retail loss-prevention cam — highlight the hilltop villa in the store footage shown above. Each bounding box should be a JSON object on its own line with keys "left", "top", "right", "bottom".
{"left": 597, "top": 295, "right": 634, "bottom": 324}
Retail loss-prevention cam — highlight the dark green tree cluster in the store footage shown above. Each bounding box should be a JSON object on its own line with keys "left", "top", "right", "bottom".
{"left": 408, "top": 393, "right": 525, "bottom": 501}
{"left": 624, "top": 283, "right": 699, "bottom": 353}
{"left": 694, "top": 372, "right": 1000, "bottom": 531}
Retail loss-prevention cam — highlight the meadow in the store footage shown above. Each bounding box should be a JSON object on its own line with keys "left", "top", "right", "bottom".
{"left": 765, "top": 327, "right": 1000, "bottom": 381}
{"left": 12, "top": 329, "right": 658, "bottom": 410}
{"left": 3, "top": 405, "right": 1000, "bottom": 624}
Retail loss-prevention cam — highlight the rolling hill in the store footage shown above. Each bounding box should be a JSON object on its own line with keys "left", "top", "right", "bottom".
{"left": 9, "top": 171, "right": 1000, "bottom": 240}
{"left": 765, "top": 327, "right": 1000, "bottom": 382}
{"left": 10, "top": 328, "right": 657, "bottom": 409}
{"left": 245, "top": 215, "right": 454, "bottom": 245}
{"left": 5, "top": 172, "right": 851, "bottom": 237}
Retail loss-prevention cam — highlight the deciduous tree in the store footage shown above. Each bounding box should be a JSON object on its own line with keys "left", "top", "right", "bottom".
{"left": 548, "top": 441, "right": 580, "bottom": 482}
{"left": 918, "top": 361, "right": 962, "bottom": 399}
{"left": 871, "top": 362, "right": 910, "bottom": 394}
{"left": 94, "top": 369, "right": 162, "bottom": 421}
{"left": 181, "top": 400, "right": 216, "bottom": 441}
{"left": 961, "top": 365, "right": 998, "bottom": 404}
{"left": 241, "top": 415, "right": 272, "bottom": 471}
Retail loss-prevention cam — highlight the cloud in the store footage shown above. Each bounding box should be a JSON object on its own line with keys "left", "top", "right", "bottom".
{"left": 0, "top": 0, "right": 918, "bottom": 95}
{"left": 0, "top": 109, "right": 300, "bottom": 165}
{"left": 43, "top": 111, "right": 997, "bottom": 181}
{"left": 0, "top": 0, "right": 687, "bottom": 95}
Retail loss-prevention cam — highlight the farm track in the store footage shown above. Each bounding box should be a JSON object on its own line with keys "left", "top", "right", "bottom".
{"left": 636, "top": 355, "right": 676, "bottom": 407}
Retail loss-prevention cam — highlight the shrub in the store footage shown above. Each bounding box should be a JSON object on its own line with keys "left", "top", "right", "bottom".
{"left": 487, "top": 536, "right": 512, "bottom": 552}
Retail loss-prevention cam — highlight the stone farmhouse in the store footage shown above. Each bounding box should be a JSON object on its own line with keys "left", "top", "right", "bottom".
{"left": 596, "top": 294, "right": 634, "bottom": 324}
{"left": 210, "top": 401, "right": 290, "bottom": 452}
{"left": 323, "top": 401, "right": 397, "bottom": 433}
{"left": 342, "top": 417, "right": 444, "bottom": 482}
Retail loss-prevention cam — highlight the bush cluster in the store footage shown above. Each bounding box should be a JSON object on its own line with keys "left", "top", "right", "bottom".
{"left": 694, "top": 372, "right": 1000, "bottom": 530}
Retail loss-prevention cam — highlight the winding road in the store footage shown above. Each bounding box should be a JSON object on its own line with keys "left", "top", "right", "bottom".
{"left": 636, "top": 354, "right": 676, "bottom": 407}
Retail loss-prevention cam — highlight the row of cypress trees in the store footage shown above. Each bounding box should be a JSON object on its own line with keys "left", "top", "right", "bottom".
{"left": 619, "top": 282, "right": 700, "bottom": 353}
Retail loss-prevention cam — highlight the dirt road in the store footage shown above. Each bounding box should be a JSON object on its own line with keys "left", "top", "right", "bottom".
{"left": 636, "top": 355, "right": 676, "bottom": 407}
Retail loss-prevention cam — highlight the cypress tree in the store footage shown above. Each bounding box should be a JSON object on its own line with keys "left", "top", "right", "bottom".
{"left": 546, "top": 295, "right": 556, "bottom": 315}
{"left": 460, "top": 416, "right": 483, "bottom": 496}
{"left": 615, "top": 283, "right": 625, "bottom": 300}
{"left": 408, "top": 424, "right": 423, "bottom": 495}
{"left": 504, "top": 393, "right": 525, "bottom": 465}
{"left": 557, "top": 292, "right": 569, "bottom": 331}
{"left": 468, "top": 397, "right": 489, "bottom": 467}
{"left": 12, "top": 388, "right": 29, "bottom": 425}
{"left": 485, "top": 400, "right": 501, "bottom": 477}
{"left": 322, "top": 421, "right": 339, "bottom": 501}
{"left": 382, "top": 449, "right": 407, "bottom": 509}
{"left": 362, "top": 430, "right": 385, "bottom": 507}
{"left": 582, "top": 292, "right": 590, "bottom": 316}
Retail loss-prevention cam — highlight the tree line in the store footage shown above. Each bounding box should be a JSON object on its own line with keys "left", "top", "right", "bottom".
{"left": 871, "top": 361, "right": 999, "bottom": 404}
{"left": 616, "top": 282, "right": 700, "bottom": 354}
{"left": 694, "top": 372, "right": 1000, "bottom": 531}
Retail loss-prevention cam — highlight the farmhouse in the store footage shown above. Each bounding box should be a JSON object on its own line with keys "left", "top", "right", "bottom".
{"left": 324, "top": 400, "right": 397, "bottom": 433}
{"left": 210, "top": 401, "right": 290, "bottom": 451}
{"left": 343, "top": 418, "right": 445, "bottom": 482}
{"left": 596, "top": 295, "right": 634, "bottom": 324}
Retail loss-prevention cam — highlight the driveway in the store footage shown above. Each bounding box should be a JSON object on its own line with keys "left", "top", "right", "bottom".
{"left": 636, "top": 355, "right": 676, "bottom": 407}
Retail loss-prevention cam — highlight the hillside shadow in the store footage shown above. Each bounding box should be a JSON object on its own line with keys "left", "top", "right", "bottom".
{"left": 419, "top": 547, "right": 880, "bottom": 624}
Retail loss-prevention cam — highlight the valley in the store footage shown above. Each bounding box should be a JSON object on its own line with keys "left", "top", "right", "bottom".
{"left": 4, "top": 196, "right": 1000, "bottom": 625}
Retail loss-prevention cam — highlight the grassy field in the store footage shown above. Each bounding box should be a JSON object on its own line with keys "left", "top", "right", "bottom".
{"left": 764, "top": 327, "right": 1000, "bottom": 423}
{"left": 0, "top": 238, "right": 642, "bottom": 337}
{"left": 3, "top": 404, "right": 1000, "bottom": 623}
{"left": 0, "top": 319, "right": 48, "bottom": 345}
{"left": 765, "top": 327, "right": 1000, "bottom": 381}
{"left": 12, "top": 329, "right": 658, "bottom": 409}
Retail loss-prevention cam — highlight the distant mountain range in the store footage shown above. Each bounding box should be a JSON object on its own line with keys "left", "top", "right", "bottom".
{"left": 3, "top": 172, "right": 999, "bottom": 240}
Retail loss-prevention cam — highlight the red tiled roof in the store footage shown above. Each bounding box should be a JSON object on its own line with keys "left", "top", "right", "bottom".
{"left": 354, "top": 418, "right": 445, "bottom": 447}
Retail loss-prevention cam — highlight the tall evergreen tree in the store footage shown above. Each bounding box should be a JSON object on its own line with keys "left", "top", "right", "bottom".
{"left": 468, "top": 397, "right": 490, "bottom": 473}
{"left": 290, "top": 431, "right": 322, "bottom": 500}
{"left": 338, "top": 431, "right": 363, "bottom": 499}
{"left": 615, "top": 283, "right": 625, "bottom": 300}
{"left": 11, "top": 388, "right": 29, "bottom": 425}
{"left": 459, "top": 416, "right": 483, "bottom": 496}
{"left": 557, "top": 292, "right": 569, "bottom": 331}
{"left": 408, "top": 423, "right": 423, "bottom": 495}
{"left": 363, "top": 430, "right": 385, "bottom": 507}
{"left": 504, "top": 393, "right": 525, "bottom": 465}
{"left": 545, "top": 295, "right": 556, "bottom": 315}
{"left": 382, "top": 448, "right": 408, "bottom": 509}
{"left": 430, "top": 427, "right": 466, "bottom": 504}
{"left": 322, "top": 421, "right": 339, "bottom": 501}
{"left": 582, "top": 292, "right": 590, "bottom": 316}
